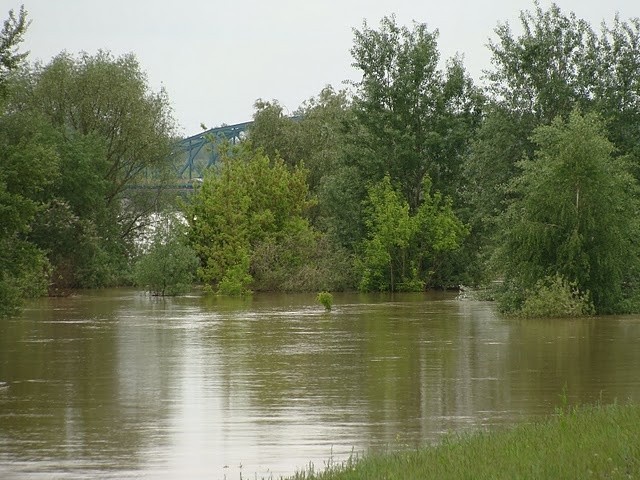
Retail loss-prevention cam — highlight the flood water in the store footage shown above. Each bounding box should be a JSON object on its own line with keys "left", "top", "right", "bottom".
{"left": 1, "top": 289, "right": 639, "bottom": 479}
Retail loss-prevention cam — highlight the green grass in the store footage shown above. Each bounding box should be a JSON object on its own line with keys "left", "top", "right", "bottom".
{"left": 284, "top": 403, "right": 640, "bottom": 479}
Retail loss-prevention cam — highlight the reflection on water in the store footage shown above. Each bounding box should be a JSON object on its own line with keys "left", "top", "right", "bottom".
{"left": 0, "top": 290, "right": 639, "bottom": 479}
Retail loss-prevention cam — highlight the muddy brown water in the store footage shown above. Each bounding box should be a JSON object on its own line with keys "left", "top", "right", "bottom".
{"left": 1, "top": 289, "right": 639, "bottom": 479}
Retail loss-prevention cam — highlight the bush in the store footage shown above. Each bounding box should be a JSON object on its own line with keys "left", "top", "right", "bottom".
{"left": 316, "top": 291, "right": 333, "bottom": 311}
{"left": 517, "top": 274, "right": 595, "bottom": 318}
{"left": 133, "top": 216, "right": 199, "bottom": 296}
{"left": 217, "top": 255, "right": 253, "bottom": 296}
{"left": 251, "top": 227, "right": 356, "bottom": 292}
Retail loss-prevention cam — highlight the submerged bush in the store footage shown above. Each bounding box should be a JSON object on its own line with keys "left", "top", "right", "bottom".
{"left": 516, "top": 274, "right": 594, "bottom": 318}
{"left": 217, "top": 255, "right": 253, "bottom": 296}
{"left": 316, "top": 291, "right": 334, "bottom": 311}
{"left": 133, "top": 215, "right": 199, "bottom": 296}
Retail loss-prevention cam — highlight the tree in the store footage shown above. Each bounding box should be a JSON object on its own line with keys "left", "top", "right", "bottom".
{"left": 486, "top": 2, "right": 593, "bottom": 123}
{"left": 133, "top": 215, "right": 199, "bottom": 296}
{"left": 0, "top": 115, "right": 56, "bottom": 311}
{"left": 465, "top": 4, "right": 640, "bottom": 284}
{"left": 29, "top": 51, "right": 176, "bottom": 235}
{"left": 0, "top": 5, "right": 28, "bottom": 102}
{"left": 358, "top": 175, "right": 468, "bottom": 292}
{"left": 358, "top": 175, "right": 414, "bottom": 291}
{"left": 485, "top": 3, "right": 640, "bottom": 168}
{"left": 588, "top": 16, "right": 640, "bottom": 170}
{"left": 468, "top": 4, "right": 595, "bottom": 251}
{"left": 248, "top": 87, "right": 354, "bottom": 210}
{"left": 5, "top": 50, "right": 179, "bottom": 289}
{"left": 495, "top": 111, "right": 640, "bottom": 314}
{"left": 348, "top": 16, "right": 482, "bottom": 210}
{"left": 0, "top": 6, "right": 53, "bottom": 316}
{"left": 187, "top": 146, "right": 313, "bottom": 294}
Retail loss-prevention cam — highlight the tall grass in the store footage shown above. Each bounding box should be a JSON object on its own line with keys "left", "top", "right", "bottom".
{"left": 283, "top": 403, "right": 640, "bottom": 479}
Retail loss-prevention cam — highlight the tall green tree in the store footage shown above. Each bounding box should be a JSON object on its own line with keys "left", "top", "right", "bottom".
{"left": 467, "top": 3, "right": 595, "bottom": 244}
{"left": 0, "top": 5, "right": 53, "bottom": 316}
{"left": 465, "top": 4, "right": 640, "bottom": 284}
{"left": 486, "top": 3, "right": 593, "bottom": 122}
{"left": 249, "top": 87, "right": 353, "bottom": 197}
{"left": 0, "top": 112, "right": 57, "bottom": 314}
{"left": 348, "top": 15, "right": 482, "bottom": 209}
{"left": 0, "top": 5, "right": 28, "bottom": 102}
{"left": 588, "top": 16, "right": 640, "bottom": 169}
{"left": 333, "top": 15, "right": 481, "bottom": 287}
{"left": 30, "top": 50, "right": 176, "bottom": 212}
{"left": 495, "top": 111, "right": 640, "bottom": 314}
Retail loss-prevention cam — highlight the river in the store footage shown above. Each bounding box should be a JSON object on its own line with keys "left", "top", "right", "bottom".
{"left": 0, "top": 289, "right": 639, "bottom": 479}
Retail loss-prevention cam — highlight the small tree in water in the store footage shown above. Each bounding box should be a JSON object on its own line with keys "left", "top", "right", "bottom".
{"left": 133, "top": 214, "right": 199, "bottom": 296}
{"left": 316, "top": 291, "right": 334, "bottom": 311}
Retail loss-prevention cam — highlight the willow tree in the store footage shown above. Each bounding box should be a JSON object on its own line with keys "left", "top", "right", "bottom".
{"left": 496, "top": 111, "right": 640, "bottom": 314}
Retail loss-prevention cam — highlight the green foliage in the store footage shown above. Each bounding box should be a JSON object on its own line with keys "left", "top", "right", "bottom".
{"left": 33, "top": 50, "right": 177, "bottom": 229}
{"left": 485, "top": 3, "right": 640, "bottom": 168}
{"left": 187, "top": 146, "right": 312, "bottom": 294}
{"left": 251, "top": 220, "right": 356, "bottom": 292}
{"left": 358, "top": 175, "right": 412, "bottom": 291}
{"left": 133, "top": 215, "right": 199, "bottom": 296}
{"left": 0, "top": 119, "right": 53, "bottom": 308}
{"left": 495, "top": 111, "right": 640, "bottom": 314}
{"left": 249, "top": 88, "right": 356, "bottom": 236}
{"left": 0, "top": 238, "right": 49, "bottom": 316}
{"left": 0, "top": 5, "right": 28, "bottom": 102}
{"left": 217, "top": 254, "right": 253, "bottom": 296}
{"left": 10, "top": 50, "right": 177, "bottom": 291}
{"left": 358, "top": 175, "right": 467, "bottom": 291}
{"left": 499, "top": 274, "right": 595, "bottom": 318}
{"left": 467, "top": 4, "right": 640, "bottom": 290}
{"left": 486, "top": 3, "right": 592, "bottom": 121}
{"left": 316, "top": 291, "right": 333, "bottom": 311}
{"left": 349, "top": 15, "right": 483, "bottom": 208}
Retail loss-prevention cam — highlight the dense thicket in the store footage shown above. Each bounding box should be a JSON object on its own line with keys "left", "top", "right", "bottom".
{"left": 1, "top": 6, "right": 177, "bottom": 314}
{"left": 4, "top": 3, "right": 640, "bottom": 317}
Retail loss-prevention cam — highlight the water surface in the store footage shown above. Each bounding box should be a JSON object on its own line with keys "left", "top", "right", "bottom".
{"left": 1, "top": 289, "right": 639, "bottom": 479}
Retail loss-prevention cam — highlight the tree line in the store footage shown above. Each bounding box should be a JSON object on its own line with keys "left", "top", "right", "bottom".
{"left": 3, "top": 3, "right": 640, "bottom": 317}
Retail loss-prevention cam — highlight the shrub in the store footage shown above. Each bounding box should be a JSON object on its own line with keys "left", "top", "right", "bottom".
{"left": 133, "top": 216, "right": 199, "bottom": 296}
{"left": 316, "top": 291, "right": 334, "bottom": 311}
{"left": 517, "top": 274, "right": 595, "bottom": 318}
{"left": 217, "top": 255, "right": 253, "bottom": 296}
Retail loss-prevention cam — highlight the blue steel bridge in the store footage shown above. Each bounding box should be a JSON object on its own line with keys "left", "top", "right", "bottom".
{"left": 171, "top": 121, "right": 252, "bottom": 183}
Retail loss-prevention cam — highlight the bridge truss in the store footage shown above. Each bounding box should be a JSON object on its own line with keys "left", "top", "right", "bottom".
{"left": 172, "top": 121, "right": 252, "bottom": 181}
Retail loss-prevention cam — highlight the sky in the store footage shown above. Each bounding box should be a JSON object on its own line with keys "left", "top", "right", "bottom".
{"left": 12, "top": 0, "right": 639, "bottom": 136}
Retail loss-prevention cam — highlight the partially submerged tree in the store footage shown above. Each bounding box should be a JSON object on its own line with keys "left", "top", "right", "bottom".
{"left": 358, "top": 175, "right": 467, "bottom": 291}
{"left": 495, "top": 111, "right": 640, "bottom": 314}
{"left": 133, "top": 215, "right": 198, "bottom": 296}
{"left": 187, "top": 146, "right": 313, "bottom": 294}
{"left": 13, "top": 50, "right": 178, "bottom": 289}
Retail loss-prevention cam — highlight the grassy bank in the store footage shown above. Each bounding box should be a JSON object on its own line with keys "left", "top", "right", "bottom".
{"left": 285, "top": 403, "right": 640, "bottom": 479}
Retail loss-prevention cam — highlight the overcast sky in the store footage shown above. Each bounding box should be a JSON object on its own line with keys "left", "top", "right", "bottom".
{"left": 12, "top": 0, "right": 638, "bottom": 136}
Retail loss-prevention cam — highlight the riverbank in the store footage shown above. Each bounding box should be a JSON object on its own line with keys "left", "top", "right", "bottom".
{"left": 286, "top": 403, "right": 640, "bottom": 479}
